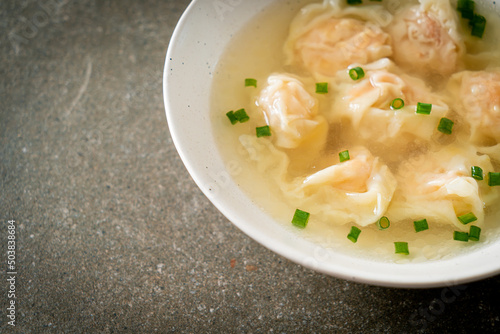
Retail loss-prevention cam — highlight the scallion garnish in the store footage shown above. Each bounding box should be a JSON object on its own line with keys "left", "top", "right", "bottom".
{"left": 316, "top": 82, "right": 328, "bottom": 94}
{"left": 470, "top": 14, "right": 486, "bottom": 38}
{"left": 234, "top": 108, "right": 250, "bottom": 123}
{"left": 471, "top": 166, "right": 484, "bottom": 180}
{"left": 390, "top": 98, "right": 405, "bottom": 110}
{"left": 453, "top": 231, "right": 469, "bottom": 242}
{"left": 349, "top": 67, "right": 365, "bottom": 80}
{"left": 437, "top": 117, "right": 454, "bottom": 135}
{"left": 488, "top": 172, "right": 500, "bottom": 186}
{"left": 394, "top": 242, "right": 409, "bottom": 255}
{"left": 457, "top": 212, "right": 478, "bottom": 225}
{"left": 339, "top": 150, "right": 350, "bottom": 163}
{"left": 413, "top": 219, "right": 429, "bottom": 233}
{"left": 291, "top": 209, "right": 310, "bottom": 229}
{"left": 416, "top": 102, "right": 432, "bottom": 115}
{"left": 469, "top": 225, "right": 481, "bottom": 241}
{"left": 347, "top": 226, "right": 361, "bottom": 243}
{"left": 256, "top": 125, "right": 271, "bottom": 138}
{"left": 245, "top": 78, "right": 257, "bottom": 88}
{"left": 226, "top": 110, "right": 238, "bottom": 125}
{"left": 458, "top": 0, "right": 475, "bottom": 19}
{"left": 377, "top": 216, "right": 390, "bottom": 230}
{"left": 346, "top": 0, "right": 362, "bottom": 5}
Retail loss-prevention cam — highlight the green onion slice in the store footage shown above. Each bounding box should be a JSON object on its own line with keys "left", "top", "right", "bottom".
{"left": 390, "top": 98, "right": 405, "bottom": 110}
{"left": 347, "top": 226, "right": 361, "bottom": 243}
{"left": 458, "top": 0, "right": 475, "bottom": 19}
{"left": 315, "top": 82, "right": 328, "bottom": 94}
{"left": 349, "top": 67, "right": 365, "bottom": 80}
{"left": 471, "top": 166, "right": 484, "bottom": 180}
{"left": 413, "top": 219, "right": 429, "bottom": 233}
{"left": 453, "top": 231, "right": 469, "bottom": 242}
{"left": 256, "top": 125, "right": 271, "bottom": 138}
{"left": 470, "top": 14, "right": 486, "bottom": 38}
{"left": 457, "top": 212, "right": 478, "bottom": 225}
{"left": 437, "top": 117, "right": 454, "bottom": 135}
{"left": 226, "top": 110, "right": 238, "bottom": 125}
{"left": 488, "top": 172, "right": 500, "bottom": 186}
{"left": 416, "top": 102, "right": 432, "bottom": 115}
{"left": 347, "top": 0, "right": 362, "bottom": 5}
{"left": 339, "top": 150, "right": 350, "bottom": 163}
{"left": 245, "top": 78, "right": 257, "bottom": 88}
{"left": 394, "top": 242, "right": 409, "bottom": 255}
{"left": 291, "top": 209, "right": 310, "bottom": 229}
{"left": 234, "top": 108, "right": 250, "bottom": 123}
{"left": 469, "top": 225, "right": 481, "bottom": 241}
{"left": 377, "top": 216, "right": 390, "bottom": 230}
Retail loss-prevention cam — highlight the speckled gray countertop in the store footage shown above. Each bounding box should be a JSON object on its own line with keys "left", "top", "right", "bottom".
{"left": 1, "top": 0, "right": 499, "bottom": 332}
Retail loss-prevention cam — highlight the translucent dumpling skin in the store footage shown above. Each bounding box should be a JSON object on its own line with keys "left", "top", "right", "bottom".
{"left": 290, "top": 147, "right": 397, "bottom": 226}
{"left": 330, "top": 59, "right": 449, "bottom": 143}
{"left": 448, "top": 70, "right": 500, "bottom": 145}
{"left": 386, "top": 0, "right": 465, "bottom": 77}
{"left": 388, "top": 145, "right": 498, "bottom": 230}
{"left": 256, "top": 74, "right": 328, "bottom": 150}
{"left": 291, "top": 17, "right": 392, "bottom": 76}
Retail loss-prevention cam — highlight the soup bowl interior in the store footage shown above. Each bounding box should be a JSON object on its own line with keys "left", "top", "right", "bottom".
{"left": 163, "top": 0, "right": 500, "bottom": 288}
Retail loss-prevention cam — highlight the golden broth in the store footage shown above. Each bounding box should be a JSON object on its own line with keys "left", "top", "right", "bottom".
{"left": 211, "top": 0, "right": 500, "bottom": 262}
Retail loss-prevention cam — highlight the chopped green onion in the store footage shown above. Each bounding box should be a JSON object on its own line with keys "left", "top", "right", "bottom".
{"left": 291, "top": 209, "right": 310, "bottom": 229}
{"left": 437, "top": 117, "right": 454, "bottom": 135}
{"left": 413, "top": 219, "right": 429, "bottom": 233}
{"left": 453, "top": 231, "right": 469, "bottom": 242}
{"left": 457, "top": 212, "right": 478, "bottom": 225}
{"left": 390, "top": 98, "right": 405, "bottom": 110}
{"left": 416, "top": 102, "right": 432, "bottom": 115}
{"left": 346, "top": 0, "right": 362, "bottom": 5}
{"left": 347, "top": 226, "right": 362, "bottom": 243}
{"left": 471, "top": 166, "right": 484, "bottom": 180}
{"left": 377, "top": 216, "right": 390, "bottom": 230}
{"left": 458, "top": 0, "right": 475, "bottom": 19}
{"left": 469, "top": 225, "right": 481, "bottom": 241}
{"left": 470, "top": 14, "right": 486, "bottom": 38}
{"left": 394, "top": 242, "right": 409, "bottom": 255}
{"left": 245, "top": 78, "right": 257, "bottom": 88}
{"left": 339, "top": 150, "right": 350, "bottom": 163}
{"left": 349, "top": 67, "right": 365, "bottom": 80}
{"left": 488, "top": 172, "right": 500, "bottom": 186}
{"left": 234, "top": 108, "right": 250, "bottom": 123}
{"left": 256, "top": 125, "right": 271, "bottom": 138}
{"left": 315, "top": 82, "right": 328, "bottom": 94}
{"left": 226, "top": 110, "right": 238, "bottom": 125}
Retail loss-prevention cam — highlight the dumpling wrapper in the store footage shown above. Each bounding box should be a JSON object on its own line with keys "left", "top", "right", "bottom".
{"left": 386, "top": 0, "right": 465, "bottom": 77}
{"left": 256, "top": 73, "right": 328, "bottom": 154}
{"left": 284, "top": 0, "right": 393, "bottom": 77}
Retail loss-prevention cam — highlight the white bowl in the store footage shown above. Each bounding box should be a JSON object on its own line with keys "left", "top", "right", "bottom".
{"left": 163, "top": 0, "right": 500, "bottom": 288}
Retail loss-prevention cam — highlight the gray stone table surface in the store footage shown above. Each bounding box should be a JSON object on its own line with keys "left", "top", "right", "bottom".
{"left": 1, "top": 0, "right": 499, "bottom": 332}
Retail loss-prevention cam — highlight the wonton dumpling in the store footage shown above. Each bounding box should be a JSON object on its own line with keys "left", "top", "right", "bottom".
{"left": 448, "top": 70, "right": 500, "bottom": 145}
{"left": 387, "top": 144, "right": 498, "bottom": 230}
{"left": 330, "top": 59, "right": 449, "bottom": 143}
{"left": 286, "top": 147, "right": 397, "bottom": 226}
{"left": 284, "top": 1, "right": 392, "bottom": 77}
{"left": 256, "top": 74, "right": 328, "bottom": 151}
{"left": 387, "top": 0, "right": 465, "bottom": 77}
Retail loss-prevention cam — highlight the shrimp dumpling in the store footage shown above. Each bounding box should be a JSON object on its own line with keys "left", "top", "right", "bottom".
{"left": 448, "top": 70, "right": 500, "bottom": 145}
{"left": 290, "top": 18, "right": 392, "bottom": 77}
{"left": 284, "top": 0, "right": 393, "bottom": 77}
{"left": 387, "top": 0, "right": 465, "bottom": 77}
{"left": 330, "top": 59, "right": 449, "bottom": 144}
{"left": 286, "top": 147, "right": 397, "bottom": 226}
{"left": 387, "top": 145, "right": 498, "bottom": 230}
{"left": 256, "top": 74, "right": 328, "bottom": 151}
